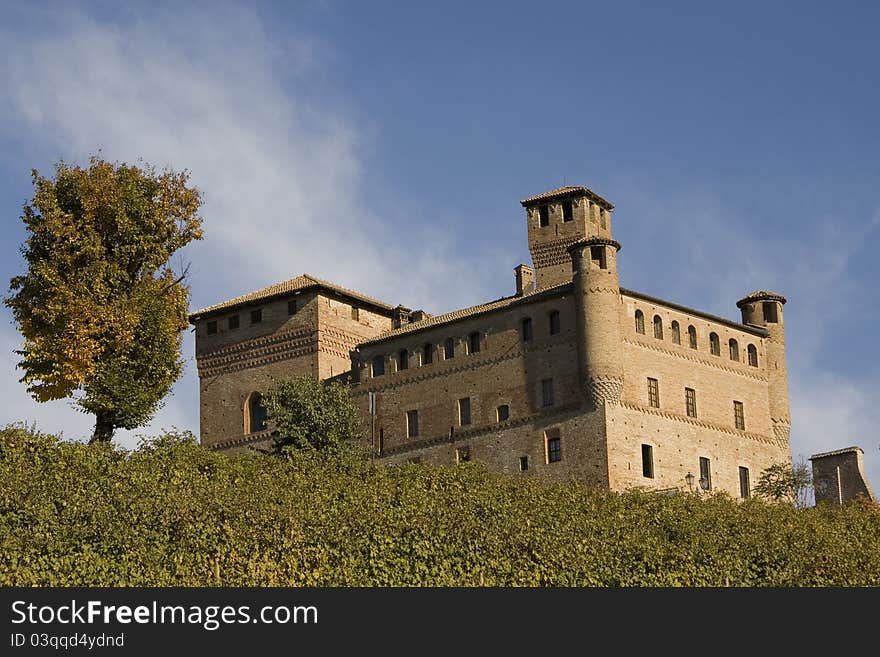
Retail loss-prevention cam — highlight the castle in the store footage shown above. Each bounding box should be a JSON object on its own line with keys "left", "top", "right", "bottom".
{"left": 188, "top": 185, "right": 792, "bottom": 496}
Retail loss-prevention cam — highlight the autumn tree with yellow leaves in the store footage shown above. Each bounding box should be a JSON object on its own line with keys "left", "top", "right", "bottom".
{"left": 5, "top": 157, "right": 203, "bottom": 442}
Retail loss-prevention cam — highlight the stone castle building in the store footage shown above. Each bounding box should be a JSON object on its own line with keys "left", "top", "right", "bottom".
{"left": 188, "top": 185, "right": 792, "bottom": 496}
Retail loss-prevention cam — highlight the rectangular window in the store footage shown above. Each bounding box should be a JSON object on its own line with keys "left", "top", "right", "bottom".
{"left": 562, "top": 200, "right": 573, "bottom": 222}
{"left": 444, "top": 338, "right": 455, "bottom": 360}
{"left": 546, "top": 430, "right": 562, "bottom": 463}
{"left": 539, "top": 205, "right": 550, "bottom": 227}
{"left": 406, "top": 410, "right": 419, "bottom": 439}
{"left": 372, "top": 355, "right": 385, "bottom": 377}
{"left": 521, "top": 318, "right": 533, "bottom": 343}
{"left": 287, "top": 299, "right": 297, "bottom": 315}
{"left": 641, "top": 444, "right": 654, "bottom": 478}
{"left": 468, "top": 332, "right": 481, "bottom": 354}
{"left": 456, "top": 446, "right": 471, "bottom": 463}
{"left": 739, "top": 466, "right": 751, "bottom": 498}
{"left": 423, "top": 343, "right": 433, "bottom": 365}
{"left": 699, "top": 456, "right": 712, "bottom": 491}
{"left": 647, "top": 378, "right": 660, "bottom": 408}
{"left": 497, "top": 404, "right": 510, "bottom": 422}
{"left": 351, "top": 306, "right": 359, "bottom": 321}
{"left": 685, "top": 388, "right": 697, "bottom": 418}
{"left": 734, "top": 401, "right": 745, "bottom": 430}
{"left": 541, "top": 378, "right": 554, "bottom": 407}
{"left": 206, "top": 320, "right": 217, "bottom": 335}
{"left": 762, "top": 302, "right": 778, "bottom": 323}
{"left": 399, "top": 349, "right": 409, "bottom": 371}
{"left": 519, "top": 456, "right": 529, "bottom": 471}
{"left": 590, "top": 245, "right": 606, "bottom": 269}
{"left": 250, "top": 308, "right": 262, "bottom": 324}
{"left": 458, "top": 397, "right": 471, "bottom": 426}
{"left": 549, "top": 310, "right": 560, "bottom": 335}
{"left": 228, "top": 314, "right": 239, "bottom": 330}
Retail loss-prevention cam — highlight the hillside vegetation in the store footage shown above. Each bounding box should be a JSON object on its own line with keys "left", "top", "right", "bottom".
{"left": 1, "top": 424, "right": 878, "bottom": 586}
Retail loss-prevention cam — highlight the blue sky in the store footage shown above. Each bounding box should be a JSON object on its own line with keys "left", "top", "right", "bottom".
{"left": 1, "top": 1, "right": 878, "bottom": 491}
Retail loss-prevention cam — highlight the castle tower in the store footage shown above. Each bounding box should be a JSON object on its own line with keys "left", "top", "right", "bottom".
{"left": 736, "top": 291, "right": 790, "bottom": 444}
{"left": 569, "top": 237, "right": 624, "bottom": 407}
{"left": 521, "top": 186, "right": 615, "bottom": 290}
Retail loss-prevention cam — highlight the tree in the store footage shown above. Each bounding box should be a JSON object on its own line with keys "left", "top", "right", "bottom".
{"left": 754, "top": 460, "right": 813, "bottom": 507}
{"left": 5, "top": 157, "right": 202, "bottom": 443}
{"left": 262, "top": 376, "right": 364, "bottom": 456}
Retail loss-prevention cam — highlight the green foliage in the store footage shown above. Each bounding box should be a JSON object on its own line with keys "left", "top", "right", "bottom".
{"left": 262, "top": 376, "right": 364, "bottom": 457}
{"left": 1, "top": 423, "right": 878, "bottom": 586}
{"left": 4, "top": 157, "right": 203, "bottom": 442}
{"left": 754, "top": 461, "right": 813, "bottom": 507}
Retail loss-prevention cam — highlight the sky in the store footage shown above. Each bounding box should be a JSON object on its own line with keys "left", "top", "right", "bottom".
{"left": 0, "top": 1, "right": 878, "bottom": 493}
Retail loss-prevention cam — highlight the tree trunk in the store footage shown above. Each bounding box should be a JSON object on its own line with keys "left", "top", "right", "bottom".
{"left": 90, "top": 413, "right": 115, "bottom": 444}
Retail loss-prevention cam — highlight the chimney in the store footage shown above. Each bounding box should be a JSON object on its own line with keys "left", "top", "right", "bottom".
{"left": 410, "top": 309, "right": 429, "bottom": 323}
{"left": 514, "top": 264, "right": 535, "bottom": 296}
{"left": 392, "top": 305, "right": 412, "bottom": 329}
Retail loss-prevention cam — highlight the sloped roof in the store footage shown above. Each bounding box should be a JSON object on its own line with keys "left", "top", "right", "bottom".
{"left": 520, "top": 185, "right": 614, "bottom": 210}
{"left": 736, "top": 290, "right": 787, "bottom": 308}
{"left": 358, "top": 283, "right": 571, "bottom": 346}
{"left": 189, "top": 274, "right": 395, "bottom": 321}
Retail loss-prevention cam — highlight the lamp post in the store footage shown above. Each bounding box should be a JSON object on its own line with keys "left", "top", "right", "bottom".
{"left": 685, "top": 471, "right": 694, "bottom": 492}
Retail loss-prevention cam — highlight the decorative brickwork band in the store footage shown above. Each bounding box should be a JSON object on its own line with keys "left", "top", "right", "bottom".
{"left": 588, "top": 376, "right": 623, "bottom": 404}
{"left": 772, "top": 420, "right": 791, "bottom": 444}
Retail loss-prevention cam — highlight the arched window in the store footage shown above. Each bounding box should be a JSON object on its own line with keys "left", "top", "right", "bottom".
{"left": 444, "top": 338, "right": 455, "bottom": 360}
{"left": 671, "top": 321, "right": 681, "bottom": 345}
{"left": 747, "top": 344, "right": 758, "bottom": 367}
{"left": 709, "top": 332, "right": 720, "bottom": 356}
{"left": 372, "top": 354, "right": 385, "bottom": 377}
{"left": 653, "top": 315, "right": 663, "bottom": 339}
{"left": 423, "top": 343, "right": 434, "bottom": 365}
{"left": 245, "top": 392, "right": 268, "bottom": 434}
{"left": 398, "top": 349, "right": 409, "bottom": 371}
{"left": 688, "top": 325, "right": 697, "bottom": 349}
{"left": 635, "top": 310, "right": 645, "bottom": 334}
{"left": 468, "top": 331, "right": 481, "bottom": 354}
{"left": 729, "top": 339, "right": 739, "bottom": 362}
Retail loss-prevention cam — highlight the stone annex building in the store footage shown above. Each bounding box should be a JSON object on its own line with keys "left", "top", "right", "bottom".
{"left": 188, "top": 185, "right": 792, "bottom": 496}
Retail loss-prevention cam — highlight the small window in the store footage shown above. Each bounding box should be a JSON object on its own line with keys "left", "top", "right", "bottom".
{"left": 287, "top": 299, "right": 297, "bottom": 315}
{"left": 685, "top": 387, "right": 697, "bottom": 418}
{"left": 497, "top": 405, "right": 510, "bottom": 422}
{"left": 709, "top": 332, "right": 720, "bottom": 356}
{"left": 734, "top": 401, "right": 745, "bottom": 430}
{"left": 519, "top": 456, "right": 529, "bottom": 471}
{"left": 599, "top": 209, "right": 606, "bottom": 230}
{"left": 406, "top": 410, "right": 419, "bottom": 439}
{"left": 739, "top": 466, "right": 751, "bottom": 498}
{"left": 228, "top": 314, "right": 240, "bottom": 330}
{"left": 444, "top": 338, "right": 455, "bottom": 360}
{"left": 423, "top": 343, "right": 434, "bottom": 365}
{"left": 653, "top": 315, "right": 663, "bottom": 340}
{"left": 468, "top": 331, "right": 481, "bottom": 354}
{"left": 372, "top": 355, "right": 385, "bottom": 377}
{"left": 699, "top": 457, "right": 712, "bottom": 491}
{"left": 747, "top": 344, "right": 758, "bottom": 367}
{"left": 250, "top": 308, "right": 262, "bottom": 325}
{"left": 521, "top": 317, "right": 533, "bottom": 343}
{"left": 688, "top": 325, "right": 697, "bottom": 349}
{"left": 542, "top": 378, "right": 554, "bottom": 407}
{"left": 456, "top": 446, "right": 471, "bottom": 463}
{"left": 458, "top": 397, "right": 471, "bottom": 426}
{"left": 729, "top": 338, "right": 739, "bottom": 361}
{"left": 641, "top": 444, "right": 654, "bottom": 478}
{"left": 590, "top": 245, "right": 606, "bottom": 269}
{"left": 206, "top": 320, "right": 217, "bottom": 335}
{"left": 762, "top": 302, "right": 778, "bottom": 323}
{"left": 671, "top": 321, "right": 680, "bottom": 345}
{"left": 647, "top": 378, "right": 660, "bottom": 408}
{"left": 545, "top": 430, "right": 562, "bottom": 464}
{"left": 399, "top": 349, "right": 409, "bottom": 371}
{"left": 635, "top": 310, "right": 645, "bottom": 334}
{"left": 351, "top": 306, "right": 360, "bottom": 321}
{"left": 246, "top": 392, "right": 268, "bottom": 434}
{"left": 538, "top": 205, "right": 550, "bottom": 227}
{"left": 549, "top": 310, "right": 561, "bottom": 335}
{"left": 562, "top": 200, "right": 573, "bottom": 222}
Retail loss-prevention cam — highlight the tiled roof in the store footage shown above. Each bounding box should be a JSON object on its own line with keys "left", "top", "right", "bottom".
{"left": 358, "top": 283, "right": 571, "bottom": 346}
{"left": 736, "top": 290, "right": 787, "bottom": 308}
{"left": 809, "top": 446, "right": 864, "bottom": 460}
{"left": 189, "top": 274, "right": 395, "bottom": 320}
{"left": 520, "top": 185, "right": 614, "bottom": 210}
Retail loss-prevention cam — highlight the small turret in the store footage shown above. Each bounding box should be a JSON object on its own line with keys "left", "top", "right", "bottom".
{"left": 737, "top": 291, "right": 790, "bottom": 444}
